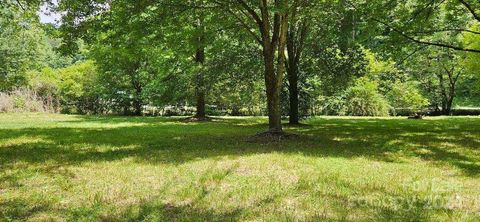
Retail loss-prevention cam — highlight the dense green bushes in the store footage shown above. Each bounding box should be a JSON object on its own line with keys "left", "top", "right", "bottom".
{"left": 1, "top": 49, "right": 473, "bottom": 117}
{"left": 344, "top": 78, "right": 390, "bottom": 116}
{"left": 309, "top": 51, "right": 429, "bottom": 117}
{"left": 56, "top": 61, "right": 104, "bottom": 114}
{"left": 387, "top": 82, "right": 429, "bottom": 115}
{"left": 0, "top": 61, "right": 104, "bottom": 114}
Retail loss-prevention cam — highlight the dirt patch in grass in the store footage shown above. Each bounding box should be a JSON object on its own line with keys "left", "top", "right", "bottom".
{"left": 182, "top": 116, "right": 213, "bottom": 122}
{"left": 285, "top": 122, "right": 313, "bottom": 128}
{"left": 246, "top": 131, "right": 300, "bottom": 144}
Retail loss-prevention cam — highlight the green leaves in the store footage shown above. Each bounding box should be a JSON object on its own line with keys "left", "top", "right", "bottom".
{"left": 344, "top": 77, "right": 390, "bottom": 116}
{"left": 0, "top": 2, "right": 53, "bottom": 90}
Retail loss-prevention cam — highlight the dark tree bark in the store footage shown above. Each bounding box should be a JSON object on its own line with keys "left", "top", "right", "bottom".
{"left": 195, "top": 91, "right": 206, "bottom": 118}
{"left": 133, "top": 97, "right": 143, "bottom": 116}
{"left": 132, "top": 83, "right": 143, "bottom": 116}
{"left": 194, "top": 47, "right": 206, "bottom": 118}
{"left": 458, "top": 0, "right": 480, "bottom": 23}
{"left": 130, "top": 62, "right": 143, "bottom": 116}
{"left": 439, "top": 73, "right": 451, "bottom": 115}
{"left": 287, "top": 64, "right": 300, "bottom": 124}
{"left": 286, "top": 8, "right": 308, "bottom": 125}
{"left": 193, "top": 3, "right": 207, "bottom": 119}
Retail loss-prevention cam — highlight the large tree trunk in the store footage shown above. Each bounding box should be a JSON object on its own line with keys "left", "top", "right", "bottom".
{"left": 193, "top": 0, "right": 207, "bottom": 119}
{"left": 235, "top": 0, "right": 290, "bottom": 133}
{"left": 286, "top": 20, "right": 300, "bottom": 125}
{"left": 195, "top": 91, "right": 206, "bottom": 118}
{"left": 260, "top": 7, "right": 289, "bottom": 133}
{"left": 263, "top": 50, "right": 283, "bottom": 132}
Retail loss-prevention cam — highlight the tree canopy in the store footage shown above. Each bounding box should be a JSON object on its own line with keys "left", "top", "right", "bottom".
{"left": 1, "top": 0, "right": 479, "bottom": 132}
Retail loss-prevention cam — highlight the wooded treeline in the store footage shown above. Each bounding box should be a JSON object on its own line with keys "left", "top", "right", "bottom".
{"left": 1, "top": 0, "right": 480, "bottom": 132}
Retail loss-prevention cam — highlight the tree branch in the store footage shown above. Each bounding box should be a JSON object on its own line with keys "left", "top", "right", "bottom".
{"left": 235, "top": 0, "right": 263, "bottom": 26}
{"left": 458, "top": 0, "right": 480, "bottom": 22}
{"left": 346, "top": 1, "right": 480, "bottom": 53}
{"left": 226, "top": 8, "right": 262, "bottom": 44}
{"left": 16, "top": 0, "right": 26, "bottom": 11}
{"left": 407, "top": 28, "right": 480, "bottom": 36}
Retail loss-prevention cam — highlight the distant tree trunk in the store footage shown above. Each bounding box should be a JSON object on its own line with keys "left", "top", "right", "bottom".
{"left": 130, "top": 62, "right": 143, "bottom": 116}
{"left": 287, "top": 64, "right": 300, "bottom": 124}
{"left": 133, "top": 98, "right": 142, "bottom": 116}
{"left": 194, "top": 47, "right": 206, "bottom": 118}
{"left": 446, "top": 68, "right": 459, "bottom": 116}
{"left": 438, "top": 63, "right": 460, "bottom": 116}
{"left": 193, "top": 2, "right": 206, "bottom": 119}
{"left": 286, "top": 10, "right": 308, "bottom": 125}
{"left": 438, "top": 73, "right": 448, "bottom": 114}
{"left": 231, "top": 105, "right": 241, "bottom": 116}
{"left": 445, "top": 97, "right": 454, "bottom": 115}
{"left": 446, "top": 87, "right": 455, "bottom": 115}
{"left": 132, "top": 80, "right": 143, "bottom": 116}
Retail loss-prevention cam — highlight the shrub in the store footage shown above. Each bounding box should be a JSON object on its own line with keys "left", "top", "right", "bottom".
{"left": 387, "top": 81, "right": 429, "bottom": 115}
{"left": 318, "top": 95, "right": 347, "bottom": 116}
{"left": 0, "top": 93, "right": 14, "bottom": 112}
{"left": 0, "top": 89, "right": 45, "bottom": 113}
{"left": 58, "top": 61, "right": 104, "bottom": 114}
{"left": 344, "top": 77, "right": 390, "bottom": 116}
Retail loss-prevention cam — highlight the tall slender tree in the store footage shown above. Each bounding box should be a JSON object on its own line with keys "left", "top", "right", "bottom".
{"left": 286, "top": 2, "right": 310, "bottom": 124}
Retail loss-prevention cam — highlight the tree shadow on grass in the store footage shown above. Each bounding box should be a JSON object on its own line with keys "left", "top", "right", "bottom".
{"left": 311, "top": 118, "right": 480, "bottom": 176}
{"left": 123, "top": 202, "right": 243, "bottom": 222}
{"left": 2, "top": 116, "right": 479, "bottom": 221}
{"left": 0, "top": 196, "right": 245, "bottom": 222}
{"left": 0, "top": 117, "right": 479, "bottom": 179}
{"left": 0, "top": 199, "right": 51, "bottom": 221}
{"left": 2, "top": 172, "right": 454, "bottom": 221}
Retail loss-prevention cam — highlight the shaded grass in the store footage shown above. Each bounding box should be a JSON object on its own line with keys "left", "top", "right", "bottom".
{"left": 0, "top": 113, "right": 479, "bottom": 221}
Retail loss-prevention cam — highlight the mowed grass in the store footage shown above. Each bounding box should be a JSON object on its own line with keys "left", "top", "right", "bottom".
{"left": 1, "top": 114, "right": 479, "bottom": 221}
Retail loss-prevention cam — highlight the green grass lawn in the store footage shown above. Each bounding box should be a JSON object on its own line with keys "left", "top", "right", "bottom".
{"left": 1, "top": 113, "right": 479, "bottom": 221}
